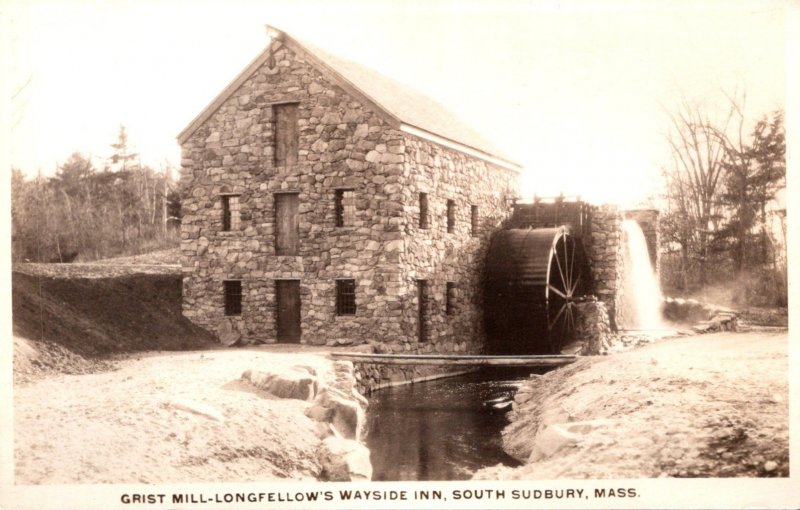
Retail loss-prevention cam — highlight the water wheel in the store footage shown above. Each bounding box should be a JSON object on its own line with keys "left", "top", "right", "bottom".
{"left": 485, "top": 227, "right": 590, "bottom": 354}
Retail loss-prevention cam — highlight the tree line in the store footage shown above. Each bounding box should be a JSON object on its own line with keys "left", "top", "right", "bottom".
{"left": 660, "top": 95, "right": 786, "bottom": 306}
{"left": 11, "top": 126, "right": 182, "bottom": 263}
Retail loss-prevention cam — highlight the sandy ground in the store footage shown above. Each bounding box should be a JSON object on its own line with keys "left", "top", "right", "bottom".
{"left": 476, "top": 330, "right": 789, "bottom": 479}
{"left": 15, "top": 329, "right": 790, "bottom": 483}
{"left": 13, "top": 349, "right": 341, "bottom": 484}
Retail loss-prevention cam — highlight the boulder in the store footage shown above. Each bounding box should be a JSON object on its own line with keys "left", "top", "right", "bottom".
{"left": 317, "top": 436, "right": 372, "bottom": 482}
{"left": 217, "top": 319, "right": 240, "bottom": 346}
{"left": 305, "top": 387, "right": 364, "bottom": 440}
{"left": 241, "top": 367, "right": 318, "bottom": 401}
{"left": 529, "top": 419, "right": 611, "bottom": 462}
{"left": 528, "top": 424, "right": 580, "bottom": 462}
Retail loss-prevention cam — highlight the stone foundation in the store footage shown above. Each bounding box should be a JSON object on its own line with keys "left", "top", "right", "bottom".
{"left": 354, "top": 364, "right": 475, "bottom": 395}
{"left": 586, "top": 205, "right": 624, "bottom": 329}
{"left": 574, "top": 299, "right": 614, "bottom": 355}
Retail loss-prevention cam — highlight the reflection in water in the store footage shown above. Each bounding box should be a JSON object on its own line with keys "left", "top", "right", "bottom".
{"left": 365, "top": 369, "right": 535, "bottom": 481}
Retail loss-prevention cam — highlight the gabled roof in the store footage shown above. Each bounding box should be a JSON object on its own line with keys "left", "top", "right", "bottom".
{"left": 178, "top": 26, "right": 521, "bottom": 171}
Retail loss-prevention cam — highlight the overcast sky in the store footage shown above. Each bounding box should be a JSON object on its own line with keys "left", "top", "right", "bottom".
{"left": 3, "top": 0, "right": 792, "bottom": 206}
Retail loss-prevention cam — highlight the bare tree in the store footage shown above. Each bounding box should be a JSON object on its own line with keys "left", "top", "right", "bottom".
{"left": 662, "top": 97, "right": 736, "bottom": 286}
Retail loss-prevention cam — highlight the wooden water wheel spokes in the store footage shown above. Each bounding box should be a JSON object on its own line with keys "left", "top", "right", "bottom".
{"left": 546, "top": 230, "right": 586, "bottom": 351}
{"left": 484, "top": 226, "right": 590, "bottom": 354}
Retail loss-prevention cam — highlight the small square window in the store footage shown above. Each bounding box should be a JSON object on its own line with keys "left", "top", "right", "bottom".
{"left": 224, "top": 280, "right": 242, "bottom": 316}
{"left": 446, "top": 282, "right": 456, "bottom": 315}
{"left": 336, "top": 279, "right": 357, "bottom": 315}
{"left": 335, "top": 189, "right": 355, "bottom": 227}
{"left": 419, "top": 193, "right": 429, "bottom": 229}
{"left": 221, "top": 195, "right": 241, "bottom": 231}
{"left": 446, "top": 199, "right": 455, "bottom": 233}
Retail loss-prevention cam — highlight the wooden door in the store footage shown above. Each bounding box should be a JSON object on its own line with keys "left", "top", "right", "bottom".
{"left": 276, "top": 280, "right": 301, "bottom": 343}
{"left": 275, "top": 193, "right": 299, "bottom": 255}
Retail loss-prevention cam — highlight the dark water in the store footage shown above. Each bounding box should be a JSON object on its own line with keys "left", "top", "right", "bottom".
{"left": 365, "top": 368, "right": 537, "bottom": 481}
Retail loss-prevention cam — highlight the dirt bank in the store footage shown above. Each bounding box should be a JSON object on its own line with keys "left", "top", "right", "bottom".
{"left": 475, "top": 330, "right": 789, "bottom": 479}
{"left": 12, "top": 269, "right": 215, "bottom": 383}
{"left": 14, "top": 349, "right": 365, "bottom": 484}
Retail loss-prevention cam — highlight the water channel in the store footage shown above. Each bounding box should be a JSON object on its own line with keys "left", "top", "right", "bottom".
{"left": 365, "top": 368, "right": 544, "bottom": 481}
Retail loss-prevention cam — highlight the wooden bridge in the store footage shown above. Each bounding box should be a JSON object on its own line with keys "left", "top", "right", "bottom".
{"left": 329, "top": 353, "right": 577, "bottom": 367}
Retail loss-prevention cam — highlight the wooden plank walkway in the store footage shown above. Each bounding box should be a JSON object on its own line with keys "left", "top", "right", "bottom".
{"left": 329, "top": 352, "right": 577, "bottom": 367}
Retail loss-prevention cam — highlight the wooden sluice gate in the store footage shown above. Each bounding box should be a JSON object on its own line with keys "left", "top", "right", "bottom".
{"left": 330, "top": 352, "right": 577, "bottom": 367}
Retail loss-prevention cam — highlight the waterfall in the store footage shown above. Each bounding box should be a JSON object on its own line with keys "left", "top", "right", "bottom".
{"left": 620, "top": 219, "right": 664, "bottom": 330}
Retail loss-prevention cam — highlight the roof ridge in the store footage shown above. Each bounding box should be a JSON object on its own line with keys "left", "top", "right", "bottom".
{"left": 178, "top": 25, "right": 521, "bottom": 170}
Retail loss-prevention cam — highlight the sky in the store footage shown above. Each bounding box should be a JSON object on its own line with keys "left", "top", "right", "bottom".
{"left": 2, "top": 0, "right": 792, "bottom": 207}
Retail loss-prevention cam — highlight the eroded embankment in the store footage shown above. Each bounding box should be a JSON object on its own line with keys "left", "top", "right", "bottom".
{"left": 12, "top": 268, "right": 215, "bottom": 383}
{"left": 475, "top": 331, "right": 789, "bottom": 479}
{"left": 14, "top": 351, "right": 371, "bottom": 484}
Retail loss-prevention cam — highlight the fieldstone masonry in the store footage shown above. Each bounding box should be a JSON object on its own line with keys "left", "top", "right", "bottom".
{"left": 179, "top": 28, "right": 661, "bottom": 383}
{"left": 586, "top": 205, "right": 625, "bottom": 329}
{"left": 179, "top": 32, "right": 517, "bottom": 354}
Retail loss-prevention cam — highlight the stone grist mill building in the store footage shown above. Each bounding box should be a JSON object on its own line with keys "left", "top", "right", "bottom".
{"left": 178, "top": 26, "right": 658, "bottom": 364}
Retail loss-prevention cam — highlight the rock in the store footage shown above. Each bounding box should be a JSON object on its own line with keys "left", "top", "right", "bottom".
{"left": 217, "top": 319, "right": 241, "bottom": 346}
{"left": 326, "top": 338, "right": 353, "bottom": 346}
{"left": 529, "top": 424, "right": 580, "bottom": 462}
{"left": 318, "top": 436, "right": 372, "bottom": 482}
{"left": 308, "top": 81, "right": 324, "bottom": 94}
{"left": 241, "top": 367, "right": 318, "bottom": 401}
{"left": 764, "top": 461, "right": 778, "bottom": 472}
{"left": 306, "top": 388, "right": 364, "bottom": 440}
{"left": 305, "top": 404, "right": 332, "bottom": 422}
{"left": 472, "top": 464, "right": 515, "bottom": 480}
{"left": 168, "top": 398, "right": 225, "bottom": 422}
{"left": 529, "top": 419, "right": 611, "bottom": 462}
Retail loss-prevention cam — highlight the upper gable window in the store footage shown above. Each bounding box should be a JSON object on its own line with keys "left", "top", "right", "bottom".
{"left": 274, "top": 103, "right": 299, "bottom": 167}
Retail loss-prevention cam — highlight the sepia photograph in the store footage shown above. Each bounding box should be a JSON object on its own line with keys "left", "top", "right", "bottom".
{"left": 1, "top": 0, "right": 797, "bottom": 508}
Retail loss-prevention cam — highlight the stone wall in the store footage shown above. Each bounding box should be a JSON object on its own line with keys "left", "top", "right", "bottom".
{"left": 573, "top": 299, "right": 614, "bottom": 355}
{"left": 354, "top": 363, "right": 475, "bottom": 396}
{"left": 585, "top": 205, "right": 624, "bottom": 329}
{"left": 179, "top": 37, "right": 518, "bottom": 349}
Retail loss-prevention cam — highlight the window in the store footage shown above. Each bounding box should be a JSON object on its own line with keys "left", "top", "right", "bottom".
{"left": 446, "top": 282, "right": 456, "bottom": 315}
{"left": 471, "top": 205, "right": 479, "bottom": 237}
{"left": 224, "top": 280, "right": 242, "bottom": 316}
{"left": 221, "top": 195, "right": 240, "bottom": 231}
{"left": 336, "top": 279, "right": 357, "bottom": 315}
{"left": 419, "top": 193, "right": 429, "bottom": 229}
{"left": 335, "top": 189, "right": 355, "bottom": 227}
{"left": 274, "top": 103, "right": 299, "bottom": 167}
{"left": 275, "top": 193, "right": 299, "bottom": 255}
{"left": 447, "top": 199, "right": 455, "bottom": 233}
{"left": 417, "top": 280, "right": 429, "bottom": 342}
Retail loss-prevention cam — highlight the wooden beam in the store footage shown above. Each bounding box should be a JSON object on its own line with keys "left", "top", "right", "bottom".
{"left": 329, "top": 353, "right": 577, "bottom": 367}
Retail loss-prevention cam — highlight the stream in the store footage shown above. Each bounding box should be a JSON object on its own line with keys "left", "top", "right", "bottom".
{"left": 365, "top": 368, "right": 540, "bottom": 481}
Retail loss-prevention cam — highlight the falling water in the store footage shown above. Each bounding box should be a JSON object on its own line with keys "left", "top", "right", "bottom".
{"left": 621, "top": 219, "right": 664, "bottom": 330}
